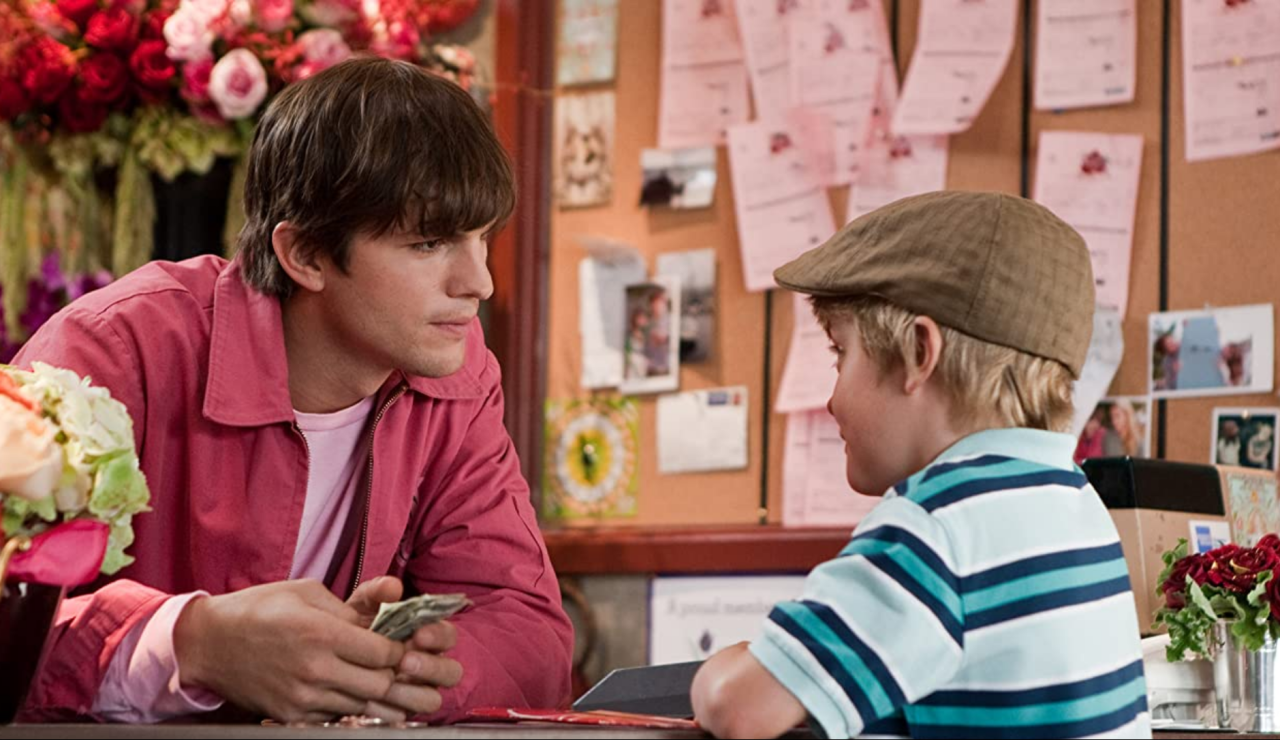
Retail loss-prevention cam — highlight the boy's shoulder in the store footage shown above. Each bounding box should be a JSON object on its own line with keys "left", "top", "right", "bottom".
{"left": 892, "top": 444, "right": 1089, "bottom": 515}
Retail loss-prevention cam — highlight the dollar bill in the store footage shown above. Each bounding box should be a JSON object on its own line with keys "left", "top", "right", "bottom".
{"left": 370, "top": 593, "right": 471, "bottom": 642}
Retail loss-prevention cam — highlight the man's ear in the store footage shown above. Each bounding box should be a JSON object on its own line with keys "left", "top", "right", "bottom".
{"left": 904, "top": 315, "right": 945, "bottom": 395}
{"left": 271, "top": 222, "right": 325, "bottom": 294}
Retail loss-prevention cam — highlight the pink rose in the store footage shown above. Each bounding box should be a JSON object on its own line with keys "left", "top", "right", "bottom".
{"left": 181, "top": 57, "right": 213, "bottom": 103}
{"left": 208, "top": 48, "right": 268, "bottom": 119}
{"left": 297, "top": 29, "right": 351, "bottom": 67}
{"left": 163, "top": 7, "right": 214, "bottom": 61}
{"left": 0, "top": 395, "right": 63, "bottom": 502}
{"left": 255, "top": 0, "right": 293, "bottom": 32}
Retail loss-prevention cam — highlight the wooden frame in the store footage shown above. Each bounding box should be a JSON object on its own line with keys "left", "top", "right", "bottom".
{"left": 492, "top": 0, "right": 556, "bottom": 504}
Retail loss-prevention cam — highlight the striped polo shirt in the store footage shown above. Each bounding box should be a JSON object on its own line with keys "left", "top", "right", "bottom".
{"left": 751, "top": 428, "right": 1150, "bottom": 739}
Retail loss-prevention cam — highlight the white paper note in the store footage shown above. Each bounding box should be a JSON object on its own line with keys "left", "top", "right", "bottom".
{"left": 1034, "top": 0, "right": 1137, "bottom": 111}
{"left": 1071, "top": 307, "right": 1124, "bottom": 438}
{"left": 1034, "top": 131, "right": 1143, "bottom": 319}
{"left": 776, "top": 293, "right": 838, "bottom": 413}
{"left": 649, "top": 575, "right": 806, "bottom": 664}
{"left": 782, "top": 410, "right": 881, "bottom": 528}
{"left": 1181, "top": 0, "right": 1280, "bottom": 162}
{"left": 727, "top": 116, "right": 838, "bottom": 291}
{"left": 658, "top": 386, "right": 750, "bottom": 474}
{"left": 579, "top": 237, "right": 647, "bottom": 390}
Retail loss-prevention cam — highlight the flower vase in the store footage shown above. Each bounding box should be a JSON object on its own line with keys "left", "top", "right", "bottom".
{"left": 151, "top": 157, "right": 234, "bottom": 263}
{"left": 1212, "top": 621, "right": 1280, "bottom": 733}
{"left": 0, "top": 558, "right": 65, "bottom": 724}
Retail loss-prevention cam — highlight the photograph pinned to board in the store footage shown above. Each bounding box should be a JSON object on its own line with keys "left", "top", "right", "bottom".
{"left": 1220, "top": 465, "right": 1280, "bottom": 548}
{"left": 557, "top": 0, "right": 619, "bottom": 87}
{"left": 656, "top": 249, "right": 716, "bottom": 364}
{"left": 554, "top": 91, "right": 616, "bottom": 209}
{"left": 1075, "top": 396, "right": 1151, "bottom": 465}
{"left": 542, "top": 397, "right": 640, "bottom": 522}
{"left": 621, "top": 277, "right": 682, "bottom": 395}
{"left": 1213, "top": 408, "right": 1280, "bottom": 472}
{"left": 1149, "top": 304, "right": 1274, "bottom": 398}
{"left": 640, "top": 147, "right": 718, "bottom": 209}
{"left": 657, "top": 386, "right": 748, "bottom": 475}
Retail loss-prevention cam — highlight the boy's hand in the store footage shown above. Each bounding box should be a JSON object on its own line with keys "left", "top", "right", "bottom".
{"left": 347, "top": 577, "right": 465, "bottom": 718}
{"left": 174, "top": 580, "right": 408, "bottom": 724}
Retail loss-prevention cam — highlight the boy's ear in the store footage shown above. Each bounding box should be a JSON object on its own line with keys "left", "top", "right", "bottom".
{"left": 905, "top": 316, "right": 945, "bottom": 394}
{"left": 272, "top": 221, "right": 326, "bottom": 294}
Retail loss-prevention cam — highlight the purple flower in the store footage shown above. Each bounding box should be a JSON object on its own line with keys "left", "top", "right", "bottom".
{"left": 3, "top": 254, "right": 115, "bottom": 358}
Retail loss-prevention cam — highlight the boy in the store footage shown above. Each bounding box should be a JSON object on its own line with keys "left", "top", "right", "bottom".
{"left": 691, "top": 191, "right": 1149, "bottom": 739}
{"left": 15, "top": 58, "right": 572, "bottom": 724}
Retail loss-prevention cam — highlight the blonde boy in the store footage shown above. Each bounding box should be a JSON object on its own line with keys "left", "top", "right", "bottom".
{"left": 691, "top": 192, "right": 1149, "bottom": 739}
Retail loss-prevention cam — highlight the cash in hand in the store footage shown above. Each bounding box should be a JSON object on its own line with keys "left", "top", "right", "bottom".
{"left": 370, "top": 593, "right": 471, "bottom": 642}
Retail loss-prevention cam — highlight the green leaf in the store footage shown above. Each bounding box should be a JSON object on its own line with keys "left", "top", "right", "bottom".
{"left": 1190, "top": 580, "right": 1218, "bottom": 620}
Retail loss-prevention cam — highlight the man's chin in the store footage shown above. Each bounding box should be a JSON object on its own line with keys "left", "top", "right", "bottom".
{"left": 402, "top": 350, "right": 467, "bottom": 379}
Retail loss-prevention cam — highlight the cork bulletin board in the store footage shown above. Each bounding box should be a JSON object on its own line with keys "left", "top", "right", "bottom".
{"left": 543, "top": 0, "right": 1280, "bottom": 529}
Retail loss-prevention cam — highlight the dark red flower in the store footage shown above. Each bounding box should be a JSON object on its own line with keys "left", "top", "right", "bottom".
{"left": 1258, "top": 534, "right": 1280, "bottom": 552}
{"left": 0, "top": 77, "right": 31, "bottom": 120}
{"left": 84, "top": 8, "right": 139, "bottom": 51}
{"left": 79, "top": 53, "right": 130, "bottom": 104}
{"left": 129, "top": 39, "right": 176, "bottom": 90}
{"left": 19, "top": 37, "right": 78, "bottom": 105}
{"left": 56, "top": 0, "right": 99, "bottom": 29}
{"left": 140, "top": 9, "right": 170, "bottom": 40}
{"left": 58, "top": 85, "right": 110, "bottom": 133}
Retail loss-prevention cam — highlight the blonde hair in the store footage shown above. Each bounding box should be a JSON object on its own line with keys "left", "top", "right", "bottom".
{"left": 811, "top": 295, "right": 1076, "bottom": 433}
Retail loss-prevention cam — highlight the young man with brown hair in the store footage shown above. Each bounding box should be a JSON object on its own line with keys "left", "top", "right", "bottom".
{"left": 15, "top": 57, "right": 573, "bottom": 725}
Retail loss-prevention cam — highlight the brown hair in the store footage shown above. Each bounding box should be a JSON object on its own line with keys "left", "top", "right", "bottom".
{"left": 237, "top": 56, "right": 515, "bottom": 298}
{"left": 812, "top": 295, "right": 1076, "bottom": 433}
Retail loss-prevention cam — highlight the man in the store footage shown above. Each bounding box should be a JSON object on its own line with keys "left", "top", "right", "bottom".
{"left": 15, "top": 57, "right": 573, "bottom": 724}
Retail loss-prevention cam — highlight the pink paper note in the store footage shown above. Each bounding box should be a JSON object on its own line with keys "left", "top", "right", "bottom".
{"left": 727, "top": 117, "right": 838, "bottom": 292}
{"left": 1033, "top": 131, "right": 1143, "bottom": 319}
{"left": 663, "top": 0, "right": 746, "bottom": 67}
{"left": 659, "top": 62, "right": 753, "bottom": 149}
{"left": 892, "top": 0, "right": 1018, "bottom": 136}
{"left": 1181, "top": 0, "right": 1280, "bottom": 162}
{"left": 1034, "top": 0, "right": 1137, "bottom": 111}
{"left": 846, "top": 128, "right": 950, "bottom": 222}
{"left": 736, "top": 0, "right": 810, "bottom": 121}
{"left": 782, "top": 410, "right": 881, "bottom": 528}
{"left": 776, "top": 293, "right": 838, "bottom": 413}
{"left": 790, "top": 22, "right": 881, "bottom": 185}
{"left": 659, "top": 0, "right": 753, "bottom": 148}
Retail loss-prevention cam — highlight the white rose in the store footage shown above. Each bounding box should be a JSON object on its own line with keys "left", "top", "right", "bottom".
{"left": 0, "top": 395, "right": 64, "bottom": 502}
{"left": 164, "top": 7, "right": 215, "bottom": 62}
{"left": 208, "top": 49, "right": 269, "bottom": 120}
{"left": 183, "top": 0, "right": 231, "bottom": 21}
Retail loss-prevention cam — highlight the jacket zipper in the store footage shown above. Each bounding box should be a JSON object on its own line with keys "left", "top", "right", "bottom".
{"left": 348, "top": 383, "right": 407, "bottom": 599}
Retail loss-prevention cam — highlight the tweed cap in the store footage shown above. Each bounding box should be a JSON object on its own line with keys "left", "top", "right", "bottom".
{"left": 774, "top": 191, "right": 1096, "bottom": 376}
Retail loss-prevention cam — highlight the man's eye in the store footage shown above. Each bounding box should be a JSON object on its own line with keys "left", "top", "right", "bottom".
{"left": 412, "top": 239, "right": 448, "bottom": 252}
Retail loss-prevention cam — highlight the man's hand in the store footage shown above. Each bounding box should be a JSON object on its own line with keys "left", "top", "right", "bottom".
{"left": 346, "top": 577, "right": 465, "bottom": 718}
{"left": 174, "top": 580, "right": 409, "bottom": 724}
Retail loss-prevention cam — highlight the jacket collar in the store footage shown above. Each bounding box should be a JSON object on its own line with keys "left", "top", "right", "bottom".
{"left": 203, "top": 259, "right": 486, "bottom": 428}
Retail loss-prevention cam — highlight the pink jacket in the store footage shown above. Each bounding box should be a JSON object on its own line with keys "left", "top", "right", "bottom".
{"left": 14, "top": 256, "right": 573, "bottom": 722}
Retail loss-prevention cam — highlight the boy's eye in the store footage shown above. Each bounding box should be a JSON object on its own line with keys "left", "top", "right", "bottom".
{"left": 828, "top": 343, "right": 844, "bottom": 357}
